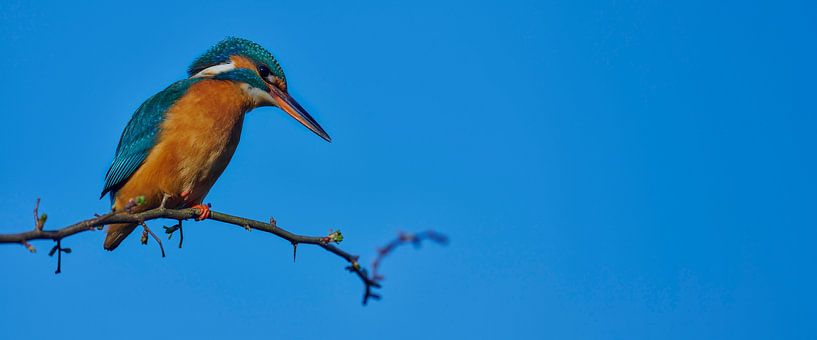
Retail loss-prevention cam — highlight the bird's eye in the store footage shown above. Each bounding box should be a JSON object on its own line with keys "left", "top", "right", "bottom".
{"left": 258, "top": 65, "right": 271, "bottom": 79}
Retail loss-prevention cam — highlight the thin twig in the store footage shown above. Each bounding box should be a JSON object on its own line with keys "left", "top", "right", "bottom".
{"left": 47, "top": 239, "right": 71, "bottom": 274}
{"left": 370, "top": 231, "right": 449, "bottom": 283}
{"left": 177, "top": 220, "right": 183, "bottom": 248}
{"left": 33, "top": 198, "right": 41, "bottom": 230}
{"left": 55, "top": 239, "right": 61, "bottom": 274}
{"left": 33, "top": 198, "right": 46, "bottom": 231}
{"left": 140, "top": 222, "right": 165, "bottom": 258}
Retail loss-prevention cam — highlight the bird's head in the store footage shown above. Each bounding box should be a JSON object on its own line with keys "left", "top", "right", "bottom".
{"left": 188, "top": 37, "right": 330, "bottom": 142}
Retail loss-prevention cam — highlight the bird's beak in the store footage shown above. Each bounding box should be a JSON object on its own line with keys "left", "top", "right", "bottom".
{"left": 269, "top": 86, "right": 331, "bottom": 142}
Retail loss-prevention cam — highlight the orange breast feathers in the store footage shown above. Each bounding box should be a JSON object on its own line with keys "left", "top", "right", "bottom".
{"left": 113, "top": 80, "right": 254, "bottom": 212}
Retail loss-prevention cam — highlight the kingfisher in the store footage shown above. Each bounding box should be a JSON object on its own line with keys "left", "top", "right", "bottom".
{"left": 100, "top": 37, "right": 330, "bottom": 250}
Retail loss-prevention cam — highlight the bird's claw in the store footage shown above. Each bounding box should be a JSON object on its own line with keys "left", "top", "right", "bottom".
{"left": 192, "top": 204, "right": 211, "bottom": 221}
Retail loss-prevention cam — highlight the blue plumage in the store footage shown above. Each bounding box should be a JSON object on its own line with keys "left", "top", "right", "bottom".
{"left": 99, "top": 37, "right": 330, "bottom": 251}
{"left": 101, "top": 78, "right": 202, "bottom": 202}
{"left": 214, "top": 68, "right": 269, "bottom": 92}
{"left": 188, "top": 37, "right": 286, "bottom": 83}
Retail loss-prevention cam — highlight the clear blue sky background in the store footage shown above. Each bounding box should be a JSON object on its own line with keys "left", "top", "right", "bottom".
{"left": 1, "top": 1, "right": 815, "bottom": 339}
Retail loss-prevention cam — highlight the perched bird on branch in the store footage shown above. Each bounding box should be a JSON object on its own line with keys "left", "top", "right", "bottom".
{"left": 100, "top": 37, "right": 331, "bottom": 250}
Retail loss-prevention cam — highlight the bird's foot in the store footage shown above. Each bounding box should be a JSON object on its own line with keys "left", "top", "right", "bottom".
{"left": 192, "top": 204, "right": 211, "bottom": 221}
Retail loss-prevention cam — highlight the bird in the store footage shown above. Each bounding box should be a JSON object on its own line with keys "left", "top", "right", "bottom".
{"left": 100, "top": 37, "right": 330, "bottom": 250}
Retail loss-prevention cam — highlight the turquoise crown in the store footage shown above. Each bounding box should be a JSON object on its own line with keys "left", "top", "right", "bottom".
{"left": 188, "top": 37, "right": 286, "bottom": 82}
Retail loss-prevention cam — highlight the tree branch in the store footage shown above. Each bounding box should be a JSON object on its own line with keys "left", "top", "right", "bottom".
{"left": 370, "top": 231, "right": 449, "bottom": 282}
{"left": 0, "top": 205, "right": 384, "bottom": 304}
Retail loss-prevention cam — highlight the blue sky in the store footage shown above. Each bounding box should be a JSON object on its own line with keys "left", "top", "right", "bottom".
{"left": 1, "top": 1, "right": 815, "bottom": 339}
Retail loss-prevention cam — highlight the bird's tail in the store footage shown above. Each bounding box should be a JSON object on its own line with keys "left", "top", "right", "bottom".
{"left": 104, "top": 223, "right": 137, "bottom": 251}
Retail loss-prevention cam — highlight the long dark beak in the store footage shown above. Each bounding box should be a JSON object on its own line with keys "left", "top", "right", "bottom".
{"left": 269, "top": 86, "right": 331, "bottom": 142}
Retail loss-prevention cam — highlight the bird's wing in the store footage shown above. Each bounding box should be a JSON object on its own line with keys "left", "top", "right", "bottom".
{"left": 101, "top": 79, "right": 201, "bottom": 201}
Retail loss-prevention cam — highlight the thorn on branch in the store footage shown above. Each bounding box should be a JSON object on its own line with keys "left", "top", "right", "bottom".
{"left": 140, "top": 222, "right": 165, "bottom": 258}
{"left": 292, "top": 242, "right": 298, "bottom": 262}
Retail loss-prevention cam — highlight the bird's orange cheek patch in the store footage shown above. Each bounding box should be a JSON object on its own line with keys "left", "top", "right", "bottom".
{"left": 230, "top": 55, "right": 257, "bottom": 72}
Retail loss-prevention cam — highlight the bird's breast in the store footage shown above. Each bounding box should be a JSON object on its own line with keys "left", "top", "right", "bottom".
{"left": 121, "top": 80, "right": 253, "bottom": 208}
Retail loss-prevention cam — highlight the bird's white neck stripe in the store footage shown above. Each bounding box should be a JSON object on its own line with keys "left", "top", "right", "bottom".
{"left": 192, "top": 62, "right": 236, "bottom": 78}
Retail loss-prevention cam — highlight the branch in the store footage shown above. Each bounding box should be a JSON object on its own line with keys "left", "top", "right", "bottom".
{"left": 370, "top": 231, "right": 449, "bottom": 282}
{"left": 0, "top": 204, "right": 384, "bottom": 304}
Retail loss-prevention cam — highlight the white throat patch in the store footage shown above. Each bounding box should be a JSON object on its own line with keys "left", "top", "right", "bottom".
{"left": 240, "top": 83, "right": 276, "bottom": 107}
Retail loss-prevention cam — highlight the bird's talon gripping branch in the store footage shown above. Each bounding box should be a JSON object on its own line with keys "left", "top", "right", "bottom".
{"left": 192, "top": 204, "right": 211, "bottom": 221}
